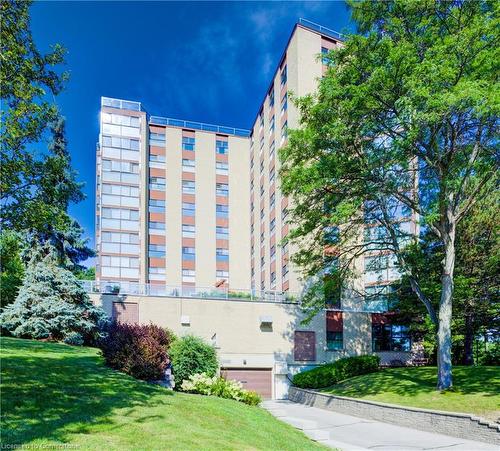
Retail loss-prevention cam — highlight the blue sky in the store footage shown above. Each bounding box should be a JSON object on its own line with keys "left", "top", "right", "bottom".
{"left": 30, "top": 1, "right": 354, "bottom": 265}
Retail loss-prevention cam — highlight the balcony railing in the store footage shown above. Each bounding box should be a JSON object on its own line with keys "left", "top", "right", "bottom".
{"left": 298, "top": 18, "right": 345, "bottom": 41}
{"left": 101, "top": 97, "right": 142, "bottom": 112}
{"left": 80, "top": 280, "right": 299, "bottom": 304}
{"left": 149, "top": 116, "right": 250, "bottom": 137}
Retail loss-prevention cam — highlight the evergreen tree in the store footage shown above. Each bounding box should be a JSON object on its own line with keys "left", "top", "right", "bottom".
{"left": 0, "top": 242, "right": 107, "bottom": 345}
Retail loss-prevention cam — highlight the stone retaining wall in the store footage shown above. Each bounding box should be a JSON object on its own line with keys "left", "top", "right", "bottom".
{"left": 288, "top": 387, "right": 500, "bottom": 445}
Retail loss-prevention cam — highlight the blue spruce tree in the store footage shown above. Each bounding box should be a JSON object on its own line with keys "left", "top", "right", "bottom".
{"left": 1, "top": 241, "right": 108, "bottom": 344}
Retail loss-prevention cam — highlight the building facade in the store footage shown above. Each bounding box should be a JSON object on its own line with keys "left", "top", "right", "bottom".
{"left": 93, "top": 20, "right": 419, "bottom": 398}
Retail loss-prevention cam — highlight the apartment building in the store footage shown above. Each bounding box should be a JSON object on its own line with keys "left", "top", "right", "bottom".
{"left": 93, "top": 19, "right": 418, "bottom": 398}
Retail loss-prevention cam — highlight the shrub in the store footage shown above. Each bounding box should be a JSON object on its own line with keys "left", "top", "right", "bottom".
{"left": 99, "top": 323, "right": 173, "bottom": 380}
{"left": 181, "top": 373, "right": 261, "bottom": 406}
{"left": 170, "top": 335, "right": 218, "bottom": 386}
{"left": 293, "top": 355, "right": 380, "bottom": 389}
{"left": 480, "top": 344, "right": 500, "bottom": 366}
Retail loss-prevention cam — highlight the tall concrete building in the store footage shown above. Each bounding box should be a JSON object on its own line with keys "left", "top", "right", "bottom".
{"left": 96, "top": 20, "right": 346, "bottom": 298}
{"left": 93, "top": 20, "right": 417, "bottom": 398}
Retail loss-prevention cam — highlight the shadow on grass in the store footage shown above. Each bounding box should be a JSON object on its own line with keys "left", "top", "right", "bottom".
{"left": 1, "top": 338, "right": 172, "bottom": 445}
{"left": 324, "top": 366, "right": 500, "bottom": 398}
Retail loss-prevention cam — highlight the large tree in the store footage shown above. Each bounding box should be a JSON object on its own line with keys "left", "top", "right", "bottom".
{"left": 0, "top": 242, "right": 107, "bottom": 345}
{"left": 280, "top": 0, "right": 499, "bottom": 389}
{"left": 1, "top": 1, "right": 93, "bottom": 272}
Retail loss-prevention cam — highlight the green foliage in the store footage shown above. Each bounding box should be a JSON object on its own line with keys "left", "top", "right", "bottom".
{"left": 480, "top": 343, "right": 500, "bottom": 366}
{"left": 75, "top": 266, "right": 95, "bottom": 280}
{"left": 0, "top": 231, "right": 24, "bottom": 308}
{"left": 99, "top": 323, "right": 173, "bottom": 380}
{"left": 1, "top": 1, "right": 93, "bottom": 270}
{"left": 280, "top": 0, "right": 499, "bottom": 389}
{"left": 292, "top": 355, "right": 380, "bottom": 389}
{"left": 0, "top": 242, "right": 107, "bottom": 344}
{"left": 170, "top": 335, "right": 219, "bottom": 386}
{"left": 180, "top": 373, "right": 261, "bottom": 406}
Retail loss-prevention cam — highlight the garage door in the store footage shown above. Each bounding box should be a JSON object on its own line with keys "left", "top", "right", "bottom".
{"left": 221, "top": 368, "right": 272, "bottom": 399}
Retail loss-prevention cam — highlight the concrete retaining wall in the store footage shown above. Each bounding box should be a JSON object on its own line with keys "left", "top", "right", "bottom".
{"left": 288, "top": 387, "right": 500, "bottom": 445}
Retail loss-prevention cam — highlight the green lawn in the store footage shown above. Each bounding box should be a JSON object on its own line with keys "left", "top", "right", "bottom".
{"left": 1, "top": 337, "right": 324, "bottom": 450}
{"left": 321, "top": 366, "right": 500, "bottom": 422}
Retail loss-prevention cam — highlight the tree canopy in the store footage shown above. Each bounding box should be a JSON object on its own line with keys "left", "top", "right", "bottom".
{"left": 280, "top": 0, "right": 499, "bottom": 389}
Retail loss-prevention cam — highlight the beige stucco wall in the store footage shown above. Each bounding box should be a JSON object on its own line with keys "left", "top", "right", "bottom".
{"left": 228, "top": 136, "right": 251, "bottom": 289}
{"left": 165, "top": 128, "right": 183, "bottom": 286}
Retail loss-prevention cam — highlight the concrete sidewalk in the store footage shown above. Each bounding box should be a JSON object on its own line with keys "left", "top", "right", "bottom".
{"left": 262, "top": 400, "right": 498, "bottom": 451}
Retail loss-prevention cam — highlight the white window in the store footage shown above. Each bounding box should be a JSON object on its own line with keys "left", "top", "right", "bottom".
{"left": 182, "top": 159, "right": 195, "bottom": 172}
{"left": 216, "top": 162, "right": 229, "bottom": 175}
{"left": 182, "top": 224, "right": 195, "bottom": 238}
{"left": 182, "top": 180, "right": 195, "bottom": 194}
{"left": 182, "top": 269, "right": 195, "bottom": 282}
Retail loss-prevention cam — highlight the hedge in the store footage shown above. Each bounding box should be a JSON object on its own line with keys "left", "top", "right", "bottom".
{"left": 292, "top": 355, "right": 380, "bottom": 389}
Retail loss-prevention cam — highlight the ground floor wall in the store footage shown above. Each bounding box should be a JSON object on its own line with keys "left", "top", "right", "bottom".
{"left": 91, "top": 294, "right": 418, "bottom": 399}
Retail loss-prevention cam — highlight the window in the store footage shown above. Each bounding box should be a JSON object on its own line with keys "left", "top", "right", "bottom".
{"left": 270, "top": 193, "right": 275, "bottom": 210}
{"left": 280, "top": 121, "right": 288, "bottom": 144}
{"left": 102, "top": 184, "right": 139, "bottom": 197}
{"left": 178, "top": 225, "right": 194, "bottom": 239}
{"left": 182, "top": 247, "right": 195, "bottom": 260}
{"left": 149, "top": 199, "right": 165, "bottom": 213}
{"left": 102, "top": 135, "right": 140, "bottom": 151}
{"left": 260, "top": 160, "right": 264, "bottom": 173}
{"left": 282, "top": 207, "right": 289, "bottom": 221}
{"left": 182, "top": 180, "right": 195, "bottom": 194}
{"left": 259, "top": 111, "right": 264, "bottom": 131}
{"left": 269, "top": 168, "right": 275, "bottom": 185}
{"left": 216, "top": 204, "right": 228, "bottom": 218}
{"left": 260, "top": 184, "right": 264, "bottom": 197}
{"left": 216, "top": 162, "right": 228, "bottom": 175}
{"left": 216, "top": 140, "right": 228, "bottom": 155}
{"left": 182, "top": 269, "right": 195, "bottom": 282}
{"left": 280, "top": 93, "right": 287, "bottom": 117}
{"left": 182, "top": 136, "right": 195, "bottom": 151}
{"left": 182, "top": 202, "right": 195, "bottom": 216}
{"left": 282, "top": 263, "right": 289, "bottom": 278}
{"left": 327, "top": 332, "right": 343, "bottom": 350}
{"left": 216, "top": 248, "right": 229, "bottom": 261}
{"left": 270, "top": 218, "right": 276, "bottom": 234}
{"left": 372, "top": 324, "right": 411, "bottom": 351}
{"left": 324, "top": 226, "right": 339, "bottom": 245}
{"left": 149, "top": 154, "right": 165, "bottom": 164}
{"left": 365, "top": 284, "right": 397, "bottom": 312}
{"left": 102, "top": 160, "right": 139, "bottom": 184}
{"left": 216, "top": 226, "right": 229, "bottom": 240}
{"left": 260, "top": 208, "right": 264, "bottom": 220}
{"left": 260, "top": 231, "right": 265, "bottom": 244}
{"left": 259, "top": 135, "right": 264, "bottom": 150}
{"left": 149, "top": 267, "right": 165, "bottom": 274}
{"left": 149, "top": 176, "right": 166, "bottom": 191}
{"left": 216, "top": 183, "right": 228, "bottom": 197}
{"left": 270, "top": 141, "right": 275, "bottom": 160}
{"left": 321, "top": 47, "right": 329, "bottom": 65}
{"left": 101, "top": 231, "right": 139, "bottom": 244}
{"left": 148, "top": 244, "right": 166, "bottom": 258}
{"left": 270, "top": 271, "right": 276, "bottom": 285}
{"left": 102, "top": 113, "right": 140, "bottom": 128}
{"left": 365, "top": 254, "right": 398, "bottom": 272}
{"left": 269, "top": 87, "right": 275, "bottom": 107}
{"left": 260, "top": 255, "right": 265, "bottom": 266}
{"left": 149, "top": 221, "right": 165, "bottom": 230}
{"left": 182, "top": 158, "right": 195, "bottom": 171}
{"left": 270, "top": 245, "right": 276, "bottom": 261}
{"left": 101, "top": 256, "right": 139, "bottom": 268}
{"left": 216, "top": 270, "right": 229, "bottom": 278}
{"left": 269, "top": 116, "right": 275, "bottom": 134}
{"left": 149, "top": 132, "right": 166, "bottom": 147}
{"left": 102, "top": 208, "right": 139, "bottom": 220}
{"left": 280, "top": 64, "right": 287, "bottom": 86}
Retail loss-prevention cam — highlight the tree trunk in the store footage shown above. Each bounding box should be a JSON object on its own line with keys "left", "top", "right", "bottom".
{"left": 437, "top": 222, "right": 455, "bottom": 390}
{"left": 463, "top": 310, "right": 474, "bottom": 365}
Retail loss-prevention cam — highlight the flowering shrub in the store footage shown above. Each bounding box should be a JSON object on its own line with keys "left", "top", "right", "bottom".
{"left": 99, "top": 323, "right": 173, "bottom": 380}
{"left": 181, "top": 373, "right": 261, "bottom": 406}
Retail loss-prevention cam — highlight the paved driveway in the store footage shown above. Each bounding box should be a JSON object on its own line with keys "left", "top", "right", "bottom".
{"left": 263, "top": 400, "right": 498, "bottom": 451}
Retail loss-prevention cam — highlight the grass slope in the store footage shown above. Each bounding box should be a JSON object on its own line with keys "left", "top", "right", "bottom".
{"left": 1, "top": 337, "right": 323, "bottom": 450}
{"left": 321, "top": 366, "right": 499, "bottom": 422}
